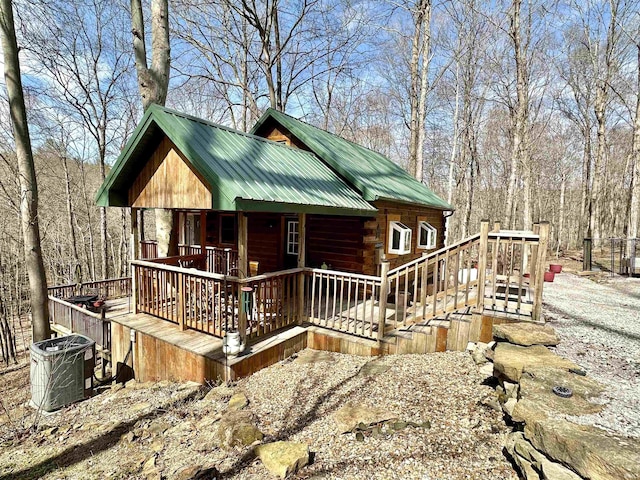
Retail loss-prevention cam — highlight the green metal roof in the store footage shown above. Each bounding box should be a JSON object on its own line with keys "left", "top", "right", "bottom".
{"left": 251, "top": 108, "right": 453, "bottom": 210}
{"left": 96, "top": 105, "right": 377, "bottom": 216}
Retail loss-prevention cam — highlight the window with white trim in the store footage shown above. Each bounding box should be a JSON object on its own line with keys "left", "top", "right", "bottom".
{"left": 287, "top": 220, "right": 299, "bottom": 255}
{"left": 388, "top": 221, "right": 412, "bottom": 255}
{"left": 417, "top": 221, "right": 437, "bottom": 249}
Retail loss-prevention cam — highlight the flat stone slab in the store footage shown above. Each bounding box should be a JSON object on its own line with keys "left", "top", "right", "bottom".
{"left": 505, "top": 432, "right": 582, "bottom": 480}
{"left": 493, "top": 323, "right": 559, "bottom": 346}
{"left": 515, "top": 367, "right": 606, "bottom": 420}
{"left": 255, "top": 441, "right": 309, "bottom": 479}
{"left": 334, "top": 403, "right": 398, "bottom": 434}
{"left": 359, "top": 362, "right": 390, "bottom": 377}
{"left": 523, "top": 414, "right": 640, "bottom": 480}
{"left": 493, "top": 343, "right": 579, "bottom": 382}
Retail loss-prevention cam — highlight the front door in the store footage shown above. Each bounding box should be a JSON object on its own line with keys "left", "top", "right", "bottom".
{"left": 283, "top": 218, "right": 299, "bottom": 269}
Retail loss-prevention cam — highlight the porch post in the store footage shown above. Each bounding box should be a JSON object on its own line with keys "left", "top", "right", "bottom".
{"left": 297, "top": 213, "right": 306, "bottom": 324}
{"left": 377, "top": 260, "right": 390, "bottom": 343}
{"left": 475, "top": 220, "right": 490, "bottom": 314}
{"left": 200, "top": 210, "right": 207, "bottom": 270}
{"left": 532, "top": 222, "right": 549, "bottom": 322}
{"left": 130, "top": 207, "right": 140, "bottom": 314}
{"left": 237, "top": 213, "right": 248, "bottom": 344}
{"left": 492, "top": 221, "right": 501, "bottom": 233}
{"left": 237, "top": 213, "right": 248, "bottom": 278}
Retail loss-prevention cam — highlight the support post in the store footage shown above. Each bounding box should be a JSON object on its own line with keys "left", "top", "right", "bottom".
{"left": 583, "top": 236, "right": 592, "bottom": 272}
{"left": 530, "top": 223, "right": 540, "bottom": 285}
{"left": 176, "top": 271, "right": 185, "bottom": 330}
{"left": 475, "top": 220, "right": 490, "bottom": 314}
{"left": 297, "top": 213, "right": 306, "bottom": 324}
{"left": 130, "top": 208, "right": 140, "bottom": 314}
{"left": 200, "top": 210, "right": 207, "bottom": 270}
{"left": 237, "top": 213, "right": 248, "bottom": 344}
{"left": 532, "top": 222, "right": 550, "bottom": 322}
{"left": 492, "top": 221, "right": 501, "bottom": 233}
{"left": 377, "top": 260, "right": 390, "bottom": 343}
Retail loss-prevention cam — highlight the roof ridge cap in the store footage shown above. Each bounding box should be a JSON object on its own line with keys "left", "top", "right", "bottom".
{"left": 154, "top": 105, "right": 318, "bottom": 156}
{"left": 269, "top": 107, "right": 402, "bottom": 161}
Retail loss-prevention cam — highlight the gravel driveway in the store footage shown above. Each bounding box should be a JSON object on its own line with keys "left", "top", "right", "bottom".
{"left": 543, "top": 273, "right": 640, "bottom": 438}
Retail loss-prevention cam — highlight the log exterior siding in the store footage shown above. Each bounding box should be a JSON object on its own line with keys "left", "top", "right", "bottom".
{"left": 254, "top": 121, "right": 448, "bottom": 276}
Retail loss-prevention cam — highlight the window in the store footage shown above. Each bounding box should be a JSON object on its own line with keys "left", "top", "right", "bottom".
{"left": 219, "top": 214, "right": 236, "bottom": 244}
{"left": 287, "top": 220, "right": 299, "bottom": 255}
{"left": 417, "top": 221, "right": 437, "bottom": 249}
{"left": 388, "top": 221, "right": 412, "bottom": 255}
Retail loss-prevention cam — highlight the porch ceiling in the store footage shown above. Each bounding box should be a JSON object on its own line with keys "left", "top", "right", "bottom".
{"left": 96, "top": 105, "right": 377, "bottom": 216}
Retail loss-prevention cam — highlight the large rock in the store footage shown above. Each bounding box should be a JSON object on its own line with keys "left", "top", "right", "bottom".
{"left": 505, "top": 432, "right": 582, "bottom": 480}
{"left": 493, "top": 322, "right": 560, "bottom": 346}
{"left": 523, "top": 413, "right": 640, "bottom": 480}
{"left": 334, "top": 403, "right": 398, "bottom": 433}
{"left": 492, "top": 343, "right": 579, "bottom": 382}
{"left": 516, "top": 366, "right": 606, "bottom": 419}
{"left": 471, "top": 342, "right": 491, "bottom": 365}
{"left": 228, "top": 393, "right": 249, "bottom": 411}
{"left": 215, "top": 410, "right": 263, "bottom": 448}
{"left": 254, "top": 441, "right": 309, "bottom": 479}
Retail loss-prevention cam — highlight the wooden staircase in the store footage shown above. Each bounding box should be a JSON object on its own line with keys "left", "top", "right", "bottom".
{"left": 378, "top": 221, "right": 550, "bottom": 354}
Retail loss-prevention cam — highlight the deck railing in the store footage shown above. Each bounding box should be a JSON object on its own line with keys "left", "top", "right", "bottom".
{"left": 140, "top": 240, "right": 158, "bottom": 259}
{"left": 48, "top": 296, "right": 110, "bottom": 349}
{"left": 386, "top": 234, "right": 482, "bottom": 330}
{"left": 178, "top": 244, "right": 238, "bottom": 275}
{"left": 131, "top": 260, "right": 301, "bottom": 339}
{"left": 127, "top": 220, "right": 548, "bottom": 344}
{"left": 306, "top": 268, "right": 382, "bottom": 339}
{"left": 48, "top": 277, "right": 132, "bottom": 300}
{"left": 139, "top": 240, "right": 238, "bottom": 275}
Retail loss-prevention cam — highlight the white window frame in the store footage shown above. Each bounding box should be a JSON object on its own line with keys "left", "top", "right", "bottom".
{"left": 417, "top": 221, "right": 437, "bottom": 250}
{"left": 388, "top": 221, "right": 412, "bottom": 255}
{"left": 286, "top": 220, "right": 299, "bottom": 255}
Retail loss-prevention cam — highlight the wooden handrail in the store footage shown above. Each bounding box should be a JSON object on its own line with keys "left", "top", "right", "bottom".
{"left": 242, "top": 267, "right": 305, "bottom": 283}
{"left": 387, "top": 233, "right": 481, "bottom": 276}
{"left": 305, "top": 267, "right": 381, "bottom": 283}
{"left": 48, "top": 295, "right": 104, "bottom": 320}
{"left": 131, "top": 259, "right": 240, "bottom": 281}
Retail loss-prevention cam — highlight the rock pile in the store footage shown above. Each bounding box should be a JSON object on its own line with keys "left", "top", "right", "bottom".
{"left": 469, "top": 322, "right": 640, "bottom": 480}
{"left": 208, "top": 385, "right": 310, "bottom": 478}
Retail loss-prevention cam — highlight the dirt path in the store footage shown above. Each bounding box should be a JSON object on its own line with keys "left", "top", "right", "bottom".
{"left": 543, "top": 272, "right": 640, "bottom": 438}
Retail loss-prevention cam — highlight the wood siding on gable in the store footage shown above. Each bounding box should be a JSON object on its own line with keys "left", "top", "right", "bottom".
{"left": 129, "top": 137, "right": 212, "bottom": 209}
{"left": 258, "top": 124, "right": 310, "bottom": 151}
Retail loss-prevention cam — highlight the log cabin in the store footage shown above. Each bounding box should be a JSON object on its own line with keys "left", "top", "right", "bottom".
{"left": 96, "top": 104, "right": 454, "bottom": 277}
{"left": 59, "top": 104, "right": 549, "bottom": 383}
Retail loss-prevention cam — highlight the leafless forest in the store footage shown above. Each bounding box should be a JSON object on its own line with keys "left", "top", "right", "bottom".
{"left": 0, "top": 0, "right": 639, "bottom": 359}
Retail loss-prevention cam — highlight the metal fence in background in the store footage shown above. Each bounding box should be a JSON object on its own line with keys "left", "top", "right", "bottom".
{"left": 583, "top": 238, "right": 640, "bottom": 276}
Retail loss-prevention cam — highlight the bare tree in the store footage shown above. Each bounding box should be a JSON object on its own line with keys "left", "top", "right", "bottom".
{"left": 0, "top": 0, "right": 50, "bottom": 342}
{"left": 130, "top": 0, "right": 174, "bottom": 257}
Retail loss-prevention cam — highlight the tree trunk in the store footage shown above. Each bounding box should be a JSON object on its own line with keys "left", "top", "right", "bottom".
{"left": 61, "top": 155, "right": 81, "bottom": 283}
{"left": 628, "top": 44, "right": 640, "bottom": 239}
{"left": 131, "top": 0, "right": 174, "bottom": 257}
{"left": 415, "top": 0, "right": 431, "bottom": 183}
{"left": 0, "top": 0, "right": 51, "bottom": 342}
{"left": 506, "top": 0, "right": 529, "bottom": 230}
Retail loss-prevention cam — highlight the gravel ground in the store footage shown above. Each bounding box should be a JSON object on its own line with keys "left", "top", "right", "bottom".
{"left": 544, "top": 273, "right": 640, "bottom": 438}
{"left": 0, "top": 351, "right": 516, "bottom": 480}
